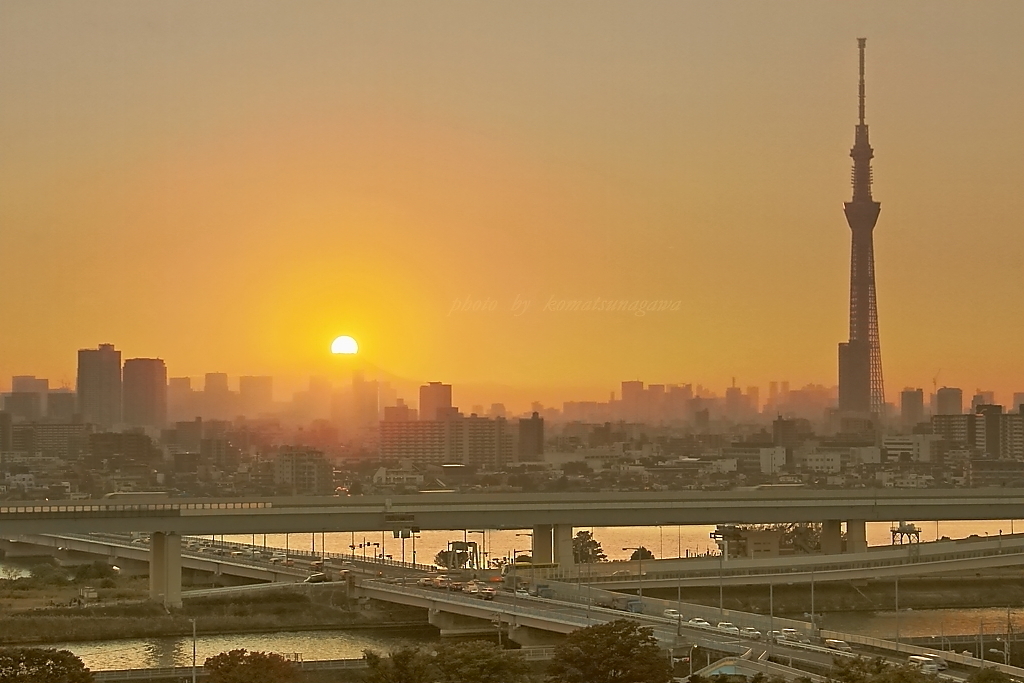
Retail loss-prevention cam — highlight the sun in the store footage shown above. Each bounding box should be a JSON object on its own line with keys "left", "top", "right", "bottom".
{"left": 331, "top": 335, "right": 359, "bottom": 354}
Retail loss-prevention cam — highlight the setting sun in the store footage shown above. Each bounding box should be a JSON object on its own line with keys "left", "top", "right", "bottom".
{"left": 331, "top": 335, "right": 359, "bottom": 355}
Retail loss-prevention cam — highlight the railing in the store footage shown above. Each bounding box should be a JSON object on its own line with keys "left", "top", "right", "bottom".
{"left": 0, "top": 501, "right": 272, "bottom": 517}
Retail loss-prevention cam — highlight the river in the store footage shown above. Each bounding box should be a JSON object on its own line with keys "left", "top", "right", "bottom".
{"left": 43, "top": 627, "right": 438, "bottom": 671}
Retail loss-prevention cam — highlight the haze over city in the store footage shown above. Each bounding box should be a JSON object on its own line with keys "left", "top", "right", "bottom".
{"left": 2, "top": 2, "right": 1023, "bottom": 407}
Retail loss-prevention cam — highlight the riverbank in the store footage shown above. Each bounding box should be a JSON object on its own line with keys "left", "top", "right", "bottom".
{"left": 0, "top": 588, "right": 430, "bottom": 645}
{"left": 650, "top": 575, "right": 1024, "bottom": 616}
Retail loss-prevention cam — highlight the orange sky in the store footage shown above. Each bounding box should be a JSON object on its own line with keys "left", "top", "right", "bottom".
{"left": 1, "top": 2, "right": 1022, "bottom": 407}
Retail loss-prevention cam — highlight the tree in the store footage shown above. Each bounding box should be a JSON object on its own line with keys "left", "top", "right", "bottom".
{"left": 630, "top": 546, "right": 655, "bottom": 561}
{"left": 572, "top": 530, "right": 607, "bottom": 564}
{"left": 0, "top": 648, "right": 95, "bottom": 683}
{"left": 204, "top": 649, "right": 297, "bottom": 683}
{"left": 968, "top": 670, "right": 1013, "bottom": 683}
{"left": 434, "top": 550, "right": 469, "bottom": 569}
{"left": 547, "top": 619, "right": 672, "bottom": 683}
{"left": 434, "top": 640, "right": 530, "bottom": 683}
{"left": 829, "top": 656, "right": 938, "bottom": 683}
{"left": 968, "top": 670, "right": 1012, "bottom": 683}
{"left": 363, "top": 647, "right": 434, "bottom": 683}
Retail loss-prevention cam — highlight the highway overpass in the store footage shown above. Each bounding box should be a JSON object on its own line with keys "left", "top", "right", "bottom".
{"left": 5, "top": 489, "right": 1024, "bottom": 606}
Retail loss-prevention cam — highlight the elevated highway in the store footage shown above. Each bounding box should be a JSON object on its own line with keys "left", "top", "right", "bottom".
{"left": 5, "top": 489, "right": 1024, "bottom": 606}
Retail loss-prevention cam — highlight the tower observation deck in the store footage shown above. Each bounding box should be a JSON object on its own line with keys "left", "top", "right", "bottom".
{"left": 839, "top": 38, "right": 885, "bottom": 417}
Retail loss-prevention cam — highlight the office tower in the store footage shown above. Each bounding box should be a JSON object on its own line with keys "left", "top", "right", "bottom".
{"left": 419, "top": 382, "right": 452, "bottom": 421}
{"left": 77, "top": 344, "right": 122, "bottom": 427}
{"left": 838, "top": 39, "right": 885, "bottom": 415}
{"left": 900, "top": 388, "right": 925, "bottom": 427}
{"left": 747, "top": 387, "right": 760, "bottom": 416}
{"left": 383, "top": 399, "right": 416, "bottom": 422}
{"left": 203, "top": 372, "right": 233, "bottom": 419}
{"left": 167, "top": 377, "right": 195, "bottom": 422}
{"left": 975, "top": 404, "right": 1004, "bottom": 458}
{"left": 239, "top": 376, "right": 273, "bottom": 415}
{"left": 0, "top": 411, "right": 13, "bottom": 451}
{"left": 46, "top": 391, "right": 76, "bottom": 421}
{"left": 351, "top": 373, "right": 379, "bottom": 430}
{"left": 518, "top": 411, "right": 544, "bottom": 462}
{"left": 122, "top": 358, "right": 168, "bottom": 429}
{"left": 1014, "top": 393, "right": 1024, "bottom": 413}
{"left": 4, "top": 393, "right": 42, "bottom": 421}
{"left": 12, "top": 376, "right": 49, "bottom": 416}
{"left": 971, "top": 391, "right": 996, "bottom": 414}
{"left": 936, "top": 387, "right": 963, "bottom": 415}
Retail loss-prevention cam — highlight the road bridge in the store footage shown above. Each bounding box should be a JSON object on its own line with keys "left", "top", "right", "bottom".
{"left": 543, "top": 533, "right": 1024, "bottom": 589}
{"left": 5, "top": 489, "right": 1024, "bottom": 606}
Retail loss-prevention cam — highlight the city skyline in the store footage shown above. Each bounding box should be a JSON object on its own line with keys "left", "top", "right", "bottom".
{"left": 2, "top": 3, "right": 1023, "bottom": 403}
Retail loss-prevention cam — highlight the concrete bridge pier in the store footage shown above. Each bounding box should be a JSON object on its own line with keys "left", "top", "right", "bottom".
{"left": 821, "top": 520, "right": 843, "bottom": 555}
{"left": 509, "top": 624, "right": 562, "bottom": 648}
{"left": 553, "top": 524, "right": 574, "bottom": 568}
{"left": 149, "top": 532, "right": 182, "bottom": 608}
{"left": 846, "top": 519, "right": 867, "bottom": 553}
{"left": 532, "top": 525, "right": 553, "bottom": 563}
{"left": 428, "top": 608, "right": 495, "bottom": 637}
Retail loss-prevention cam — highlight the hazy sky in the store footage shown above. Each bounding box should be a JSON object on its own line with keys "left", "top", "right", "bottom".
{"left": 2, "top": 2, "right": 1022, "bottom": 405}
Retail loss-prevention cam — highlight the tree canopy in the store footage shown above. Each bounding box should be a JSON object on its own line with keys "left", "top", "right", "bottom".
{"left": 363, "top": 648, "right": 434, "bottom": 683}
{"left": 0, "top": 648, "right": 94, "bottom": 683}
{"left": 572, "top": 530, "right": 607, "bottom": 563}
{"left": 434, "top": 641, "right": 530, "bottom": 683}
{"left": 828, "top": 656, "right": 941, "bottom": 683}
{"left": 434, "top": 550, "right": 469, "bottom": 569}
{"left": 630, "top": 546, "right": 655, "bottom": 561}
{"left": 546, "top": 619, "right": 672, "bottom": 683}
{"left": 204, "top": 649, "right": 298, "bottom": 683}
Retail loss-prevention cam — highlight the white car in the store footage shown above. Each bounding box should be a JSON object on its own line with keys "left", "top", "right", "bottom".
{"left": 717, "top": 622, "right": 740, "bottom": 634}
{"left": 515, "top": 588, "right": 530, "bottom": 597}
{"left": 688, "top": 617, "right": 711, "bottom": 628}
{"left": 740, "top": 627, "right": 762, "bottom": 639}
{"left": 663, "top": 609, "right": 682, "bottom": 620}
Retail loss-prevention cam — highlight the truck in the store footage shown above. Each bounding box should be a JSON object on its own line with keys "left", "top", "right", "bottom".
{"left": 604, "top": 595, "right": 642, "bottom": 613}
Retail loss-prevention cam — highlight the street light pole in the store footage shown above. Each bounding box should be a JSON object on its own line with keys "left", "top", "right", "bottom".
{"left": 189, "top": 618, "right": 197, "bottom": 683}
{"left": 623, "top": 547, "right": 644, "bottom": 604}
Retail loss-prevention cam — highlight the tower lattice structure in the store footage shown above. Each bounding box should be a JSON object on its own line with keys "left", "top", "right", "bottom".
{"left": 839, "top": 38, "right": 885, "bottom": 416}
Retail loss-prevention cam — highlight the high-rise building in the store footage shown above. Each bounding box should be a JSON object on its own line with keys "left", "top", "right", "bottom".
{"left": 900, "top": 388, "right": 925, "bottom": 428}
{"left": 838, "top": 39, "right": 885, "bottom": 416}
{"left": 167, "top": 377, "right": 195, "bottom": 422}
{"left": 3, "top": 393, "right": 42, "bottom": 421}
{"left": 936, "top": 387, "right": 963, "bottom": 415}
{"left": 47, "top": 391, "right": 76, "bottom": 421}
{"left": 11, "top": 376, "right": 49, "bottom": 416}
{"left": 0, "top": 411, "right": 13, "bottom": 451}
{"left": 273, "top": 450, "right": 333, "bottom": 495}
{"left": 122, "top": 358, "right": 168, "bottom": 429}
{"left": 971, "top": 391, "right": 996, "bottom": 414}
{"left": 77, "top": 344, "right": 122, "bottom": 427}
{"left": 419, "top": 382, "right": 452, "bottom": 421}
{"left": 383, "top": 399, "right": 416, "bottom": 422}
{"left": 239, "top": 376, "right": 274, "bottom": 415}
{"left": 518, "top": 411, "right": 544, "bottom": 462}
{"left": 380, "top": 412, "right": 512, "bottom": 469}
{"left": 1013, "top": 393, "right": 1024, "bottom": 414}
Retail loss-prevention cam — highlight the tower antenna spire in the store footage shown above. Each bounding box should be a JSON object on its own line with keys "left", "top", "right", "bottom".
{"left": 858, "top": 37, "right": 866, "bottom": 125}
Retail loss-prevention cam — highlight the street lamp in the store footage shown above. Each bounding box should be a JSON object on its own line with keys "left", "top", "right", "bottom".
{"left": 710, "top": 531, "right": 727, "bottom": 618}
{"left": 623, "top": 547, "right": 644, "bottom": 604}
{"left": 189, "top": 618, "right": 197, "bottom": 683}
